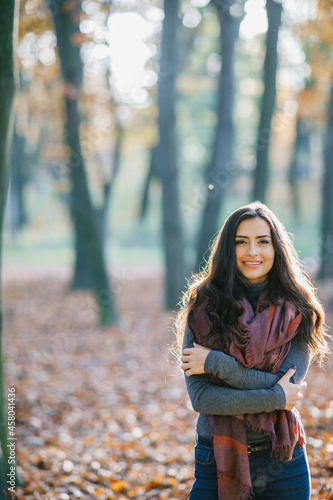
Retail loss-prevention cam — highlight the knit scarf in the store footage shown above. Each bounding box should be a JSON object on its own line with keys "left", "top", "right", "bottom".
{"left": 191, "top": 290, "right": 305, "bottom": 500}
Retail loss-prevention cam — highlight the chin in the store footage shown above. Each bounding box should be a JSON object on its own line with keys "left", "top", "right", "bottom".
{"left": 242, "top": 272, "right": 266, "bottom": 282}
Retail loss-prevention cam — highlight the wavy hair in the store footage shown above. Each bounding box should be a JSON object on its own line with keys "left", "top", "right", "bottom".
{"left": 175, "top": 202, "right": 330, "bottom": 365}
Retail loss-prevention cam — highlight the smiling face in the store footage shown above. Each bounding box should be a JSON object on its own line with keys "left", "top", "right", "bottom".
{"left": 235, "top": 217, "right": 275, "bottom": 285}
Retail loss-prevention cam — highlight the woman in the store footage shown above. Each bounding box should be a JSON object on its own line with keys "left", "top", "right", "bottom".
{"left": 175, "top": 202, "right": 329, "bottom": 500}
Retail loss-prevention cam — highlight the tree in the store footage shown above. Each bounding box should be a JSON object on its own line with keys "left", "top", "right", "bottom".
{"left": 293, "top": 0, "right": 333, "bottom": 275}
{"left": 157, "top": 0, "right": 185, "bottom": 309}
{"left": 0, "top": 1, "right": 24, "bottom": 495}
{"left": 319, "top": 84, "right": 333, "bottom": 278}
{"left": 196, "top": 0, "right": 244, "bottom": 269}
{"left": 9, "top": 118, "right": 28, "bottom": 236}
{"left": 71, "top": 119, "right": 123, "bottom": 290}
{"left": 252, "top": 0, "right": 283, "bottom": 203}
{"left": 48, "top": 0, "right": 117, "bottom": 325}
{"left": 288, "top": 117, "right": 311, "bottom": 223}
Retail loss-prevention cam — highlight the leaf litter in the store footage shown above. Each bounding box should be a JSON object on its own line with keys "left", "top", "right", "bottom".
{"left": 2, "top": 268, "right": 333, "bottom": 499}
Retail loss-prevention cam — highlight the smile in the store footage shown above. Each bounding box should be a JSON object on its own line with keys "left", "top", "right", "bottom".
{"left": 242, "top": 261, "right": 262, "bottom": 268}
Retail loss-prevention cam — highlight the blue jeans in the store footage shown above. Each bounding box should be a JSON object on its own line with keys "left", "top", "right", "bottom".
{"left": 189, "top": 435, "right": 311, "bottom": 500}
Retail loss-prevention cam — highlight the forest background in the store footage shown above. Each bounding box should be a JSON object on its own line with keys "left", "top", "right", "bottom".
{"left": 1, "top": 0, "right": 333, "bottom": 498}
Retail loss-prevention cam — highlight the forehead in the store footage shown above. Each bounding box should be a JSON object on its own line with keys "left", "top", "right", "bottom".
{"left": 236, "top": 217, "right": 271, "bottom": 235}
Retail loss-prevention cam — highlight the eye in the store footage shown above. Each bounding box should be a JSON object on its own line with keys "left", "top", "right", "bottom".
{"left": 235, "top": 240, "right": 246, "bottom": 245}
{"left": 259, "top": 240, "right": 270, "bottom": 244}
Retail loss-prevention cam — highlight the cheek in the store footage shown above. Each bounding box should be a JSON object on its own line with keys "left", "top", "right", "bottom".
{"left": 267, "top": 249, "right": 275, "bottom": 267}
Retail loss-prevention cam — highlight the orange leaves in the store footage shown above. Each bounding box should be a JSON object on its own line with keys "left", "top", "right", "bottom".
{"left": 4, "top": 273, "right": 333, "bottom": 499}
{"left": 145, "top": 473, "right": 164, "bottom": 491}
{"left": 3, "top": 274, "right": 194, "bottom": 499}
{"left": 297, "top": 348, "right": 333, "bottom": 500}
{"left": 109, "top": 480, "right": 127, "bottom": 493}
{"left": 145, "top": 474, "right": 178, "bottom": 491}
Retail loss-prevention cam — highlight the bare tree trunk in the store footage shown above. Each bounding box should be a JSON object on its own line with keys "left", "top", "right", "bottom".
{"left": 72, "top": 122, "right": 123, "bottom": 290}
{"left": 252, "top": 0, "right": 282, "bottom": 203}
{"left": 157, "top": 0, "right": 185, "bottom": 309}
{"left": 288, "top": 118, "right": 311, "bottom": 223}
{"left": 9, "top": 121, "right": 27, "bottom": 236}
{"left": 49, "top": 0, "right": 117, "bottom": 325}
{"left": 196, "top": 0, "right": 244, "bottom": 269}
{"left": 139, "top": 145, "right": 160, "bottom": 221}
{"left": 319, "top": 85, "right": 333, "bottom": 279}
{"left": 140, "top": 21, "right": 195, "bottom": 224}
{"left": 0, "top": 1, "right": 24, "bottom": 495}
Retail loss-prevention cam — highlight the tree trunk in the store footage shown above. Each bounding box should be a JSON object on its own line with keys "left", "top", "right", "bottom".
{"left": 157, "top": 0, "right": 185, "bottom": 309}
{"left": 72, "top": 122, "right": 123, "bottom": 290}
{"left": 319, "top": 85, "right": 333, "bottom": 279}
{"left": 9, "top": 121, "right": 27, "bottom": 236}
{"left": 288, "top": 117, "right": 311, "bottom": 223}
{"left": 71, "top": 217, "right": 98, "bottom": 290}
{"left": 252, "top": 0, "right": 282, "bottom": 203}
{"left": 0, "top": 0, "right": 24, "bottom": 495}
{"left": 49, "top": 0, "right": 117, "bottom": 325}
{"left": 139, "top": 145, "right": 160, "bottom": 221}
{"left": 196, "top": 0, "right": 244, "bottom": 269}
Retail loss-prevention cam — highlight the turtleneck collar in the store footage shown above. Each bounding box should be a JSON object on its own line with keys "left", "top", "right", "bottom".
{"left": 245, "top": 279, "right": 269, "bottom": 309}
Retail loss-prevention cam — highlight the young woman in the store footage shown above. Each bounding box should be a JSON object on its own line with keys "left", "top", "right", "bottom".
{"left": 175, "top": 202, "right": 329, "bottom": 500}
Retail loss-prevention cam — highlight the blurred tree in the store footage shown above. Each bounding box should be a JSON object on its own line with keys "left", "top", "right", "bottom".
{"left": 139, "top": 17, "right": 197, "bottom": 222}
{"left": 139, "top": 145, "right": 160, "bottom": 221}
{"left": 252, "top": 0, "right": 282, "bottom": 203}
{"left": 288, "top": 116, "right": 311, "bottom": 223}
{"left": 72, "top": 117, "right": 123, "bottom": 291}
{"left": 0, "top": 1, "right": 25, "bottom": 495}
{"left": 9, "top": 120, "right": 27, "bottom": 235}
{"left": 319, "top": 84, "right": 333, "bottom": 278}
{"left": 48, "top": 0, "right": 117, "bottom": 325}
{"left": 196, "top": 0, "right": 244, "bottom": 269}
{"left": 157, "top": 0, "right": 185, "bottom": 309}
{"left": 294, "top": 0, "right": 333, "bottom": 274}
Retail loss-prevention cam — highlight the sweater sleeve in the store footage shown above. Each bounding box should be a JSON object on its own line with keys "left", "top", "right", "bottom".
{"left": 184, "top": 368, "right": 286, "bottom": 415}
{"left": 184, "top": 324, "right": 310, "bottom": 391}
{"left": 204, "top": 334, "right": 310, "bottom": 389}
{"left": 183, "top": 325, "right": 286, "bottom": 415}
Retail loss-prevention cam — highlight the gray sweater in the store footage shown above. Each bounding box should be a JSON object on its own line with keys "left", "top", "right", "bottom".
{"left": 183, "top": 324, "right": 310, "bottom": 438}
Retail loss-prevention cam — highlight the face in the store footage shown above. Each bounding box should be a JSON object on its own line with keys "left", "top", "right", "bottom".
{"left": 235, "top": 217, "right": 275, "bottom": 285}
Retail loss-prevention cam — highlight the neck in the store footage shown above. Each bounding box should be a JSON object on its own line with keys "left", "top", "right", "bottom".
{"left": 249, "top": 279, "right": 269, "bottom": 289}
{"left": 245, "top": 279, "right": 269, "bottom": 308}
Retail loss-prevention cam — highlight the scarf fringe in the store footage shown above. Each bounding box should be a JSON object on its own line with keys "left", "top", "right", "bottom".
{"left": 244, "top": 418, "right": 277, "bottom": 448}
{"left": 244, "top": 407, "right": 303, "bottom": 441}
{"left": 244, "top": 417, "right": 304, "bottom": 460}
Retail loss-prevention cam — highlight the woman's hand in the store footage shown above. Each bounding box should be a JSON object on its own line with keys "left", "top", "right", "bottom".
{"left": 277, "top": 367, "right": 307, "bottom": 410}
{"left": 181, "top": 342, "right": 211, "bottom": 376}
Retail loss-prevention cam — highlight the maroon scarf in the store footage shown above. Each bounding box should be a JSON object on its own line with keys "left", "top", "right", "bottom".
{"left": 191, "top": 291, "right": 305, "bottom": 500}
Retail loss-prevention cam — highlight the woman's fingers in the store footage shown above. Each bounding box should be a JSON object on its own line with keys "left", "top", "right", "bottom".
{"left": 181, "top": 345, "right": 211, "bottom": 375}
{"left": 181, "top": 352, "right": 191, "bottom": 373}
{"left": 277, "top": 368, "right": 307, "bottom": 410}
{"left": 299, "top": 381, "right": 307, "bottom": 391}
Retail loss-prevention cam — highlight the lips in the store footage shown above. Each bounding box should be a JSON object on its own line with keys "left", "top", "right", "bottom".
{"left": 242, "top": 261, "right": 262, "bottom": 268}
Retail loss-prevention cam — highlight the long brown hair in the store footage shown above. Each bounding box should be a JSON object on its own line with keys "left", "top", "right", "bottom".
{"left": 175, "top": 202, "right": 330, "bottom": 364}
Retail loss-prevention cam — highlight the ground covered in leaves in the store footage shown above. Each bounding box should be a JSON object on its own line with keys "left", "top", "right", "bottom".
{"left": 2, "top": 267, "right": 333, "bottom": 499}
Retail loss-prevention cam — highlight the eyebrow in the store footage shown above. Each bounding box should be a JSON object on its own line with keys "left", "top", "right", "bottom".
{"left": 235, "top": 235, "right": 271, "bottom": 239}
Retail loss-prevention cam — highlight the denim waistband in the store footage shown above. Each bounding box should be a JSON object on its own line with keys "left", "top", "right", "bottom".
{"left": 197, "top": 433, "right": 301, "bottom": 453}
{"left": 197, "top": 434, "right": 270, "bottom": 450}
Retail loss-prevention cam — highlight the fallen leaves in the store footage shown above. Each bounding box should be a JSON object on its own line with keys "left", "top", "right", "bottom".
{"left": 2, "top": 269, "right": 195, "bottom": 499}
{"left": 2, "top": 268, "right": 333, "bottom": 498}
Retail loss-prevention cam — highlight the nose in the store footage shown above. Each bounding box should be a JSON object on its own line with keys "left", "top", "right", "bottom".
{"left": 246, "top": 241, "right": 258, "bottom": 257}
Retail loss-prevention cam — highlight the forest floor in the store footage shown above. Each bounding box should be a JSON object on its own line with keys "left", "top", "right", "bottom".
{"left": 2, "top": 265, "right": 333, "bottom": 500}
